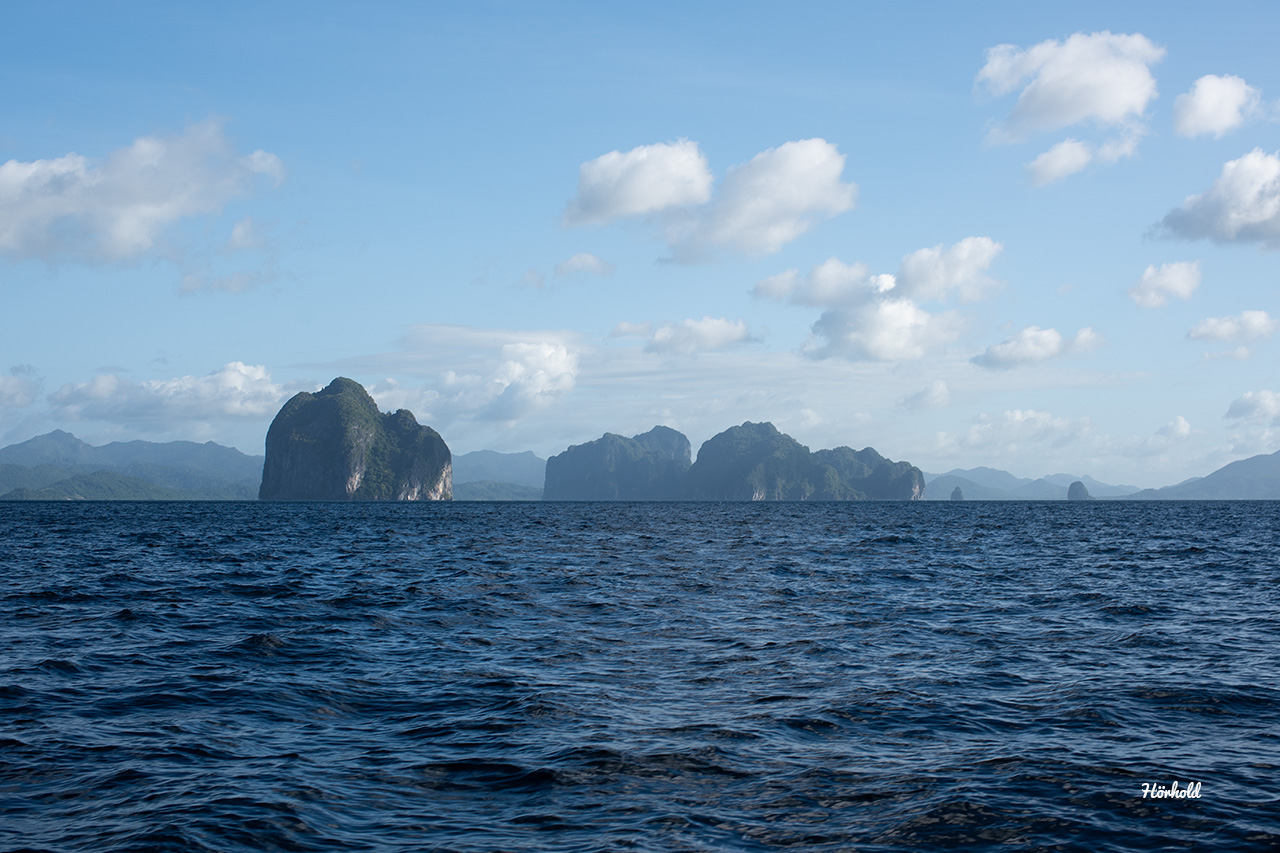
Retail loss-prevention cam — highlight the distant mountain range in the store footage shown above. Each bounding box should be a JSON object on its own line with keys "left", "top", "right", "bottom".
{"left": 0, "top": 430, "right": 263, "bottom": 500}
{"left": 1124, "top": 449, "right": 1280, "bottom": 499}
{"left": 3, "top": 431, "right": 1278, "bottom": 501}
{"left": 923, "top": 468, "right": 1140, "bottom": 500}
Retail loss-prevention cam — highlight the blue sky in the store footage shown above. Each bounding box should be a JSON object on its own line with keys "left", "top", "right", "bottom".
{"left": 2, "top": 0, "right": 1279, "bottom": 487}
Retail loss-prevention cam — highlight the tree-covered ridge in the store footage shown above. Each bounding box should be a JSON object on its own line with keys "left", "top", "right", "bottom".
{"left": 544, "top": 421, "right": 923, "bottom": 501}
{"left": 544, "top": 426, "right": 691, "bottom": 500}
{"left": 0, "top": 433, "right": 263, "bottom": 500}
{"left": 685, "top": 422, "right": 924, "bottom": 501}
{"left": 259, "top": 377, "right": 451, "bottom": 501}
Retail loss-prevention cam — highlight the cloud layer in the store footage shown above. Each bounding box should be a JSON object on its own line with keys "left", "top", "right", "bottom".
{"left": 49, "top": 362, "right": 285, "bottom": 425}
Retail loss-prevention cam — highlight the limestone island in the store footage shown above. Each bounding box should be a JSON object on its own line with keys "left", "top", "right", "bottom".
{"left": 259, "top": 377, "right": 451, "bottom": 501}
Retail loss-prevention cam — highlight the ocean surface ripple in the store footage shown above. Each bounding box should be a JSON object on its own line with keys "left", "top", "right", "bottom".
{"left": 2, "top": 500, "right": 1279, "bottom": 851}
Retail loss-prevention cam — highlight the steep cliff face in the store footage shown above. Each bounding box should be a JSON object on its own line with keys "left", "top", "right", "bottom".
{"left": 684, "top": 422, "right": 831, "bottom": 500}
{"left": 684, "top": 422, "right": 925, "bottom": 501}
{"left": 259, "top": 377, "right": 451, "bottom": 501}
{"left": 543, "top": 425, "right": 691, "bottom": 500}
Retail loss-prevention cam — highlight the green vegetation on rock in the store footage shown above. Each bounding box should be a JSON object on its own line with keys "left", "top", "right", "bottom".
{"left": 1, "top": 470, "right": 192, "bottom": 501}
{"left": 543, "top": 426, "right": 690, "bottom": 500}
{"left": 683, "top": 422, "right": 924, "bottom": 501}
{"left": 259, "top": 377, "right": 451, "bottom": 501}
{"left": 453, "top": 481, "right": 543, "bottom": 501}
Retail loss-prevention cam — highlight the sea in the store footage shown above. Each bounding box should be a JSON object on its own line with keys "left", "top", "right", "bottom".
{"left": 2, "top": 500, "right": 1278, "bottom": 852}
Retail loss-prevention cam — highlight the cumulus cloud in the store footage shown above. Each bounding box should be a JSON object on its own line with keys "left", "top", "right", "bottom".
{"left": 755, "top": 237, "right": 1002, "bottom": 362}
{"left": 1158, "top": 415, "right": 1192, "bottom": 439}
{"left": 0, "top": 365, "right": 41, "bottom": 408}
{"left": 671, "top": 138, "right": 857, "bottom": 259}
{"left": 0, "top": 121, "right": 283, "bottom": 263}
{"left": 1026, "top": 139, "right": 1093, "bottom": 185}
{"left": 895, "top": 236, "right": 1003, "bottom": 302}
{"left": 751, "top": 258, "right": 892, "bottom": 306}
{"left": 977, "top": 31, "right": 1164, "bottom": 140}
{"left": 363, "top": 328, "right": 582, "bottom": 428}
{"left": 567, "top": 138, "right": 856, "bottom": 261}
{"left": 971, "top": 325, "right": 1103, "bottom": 368}
{"left": 645, "top": 317, "right": 753, "bottom": 354}
{"left": 1174, "top": 75, "right": 1262, "bottom": 138}
{"left": 899, "top": 380, "right": 950, "bottom": 411}
{"left": 976, "top": 32, "right": 1162, "bottom": 184}
{"left": 1159, "top": 149, "right": 1280, "bottom": 247}
{"left": 1189, "top": 309, "right": 1276, "bottom": 344}
{"left": 809, "top": 299, "right": 959, "bottom": 361}
{"left": 49, "top": 362, "right": 285, "bottom": 424}
{"left": 1225, "top": 390, "right": 1280, "bottom": 425}
{"left": 553, "top": 252, "right": 614, "bottom": 277}
{"left": 1128, "top": 261, "right": 1201, "bottom": 307}
{"left": 564, "top": 139, "right": 712, "bottom": 225}
{"left": 609, "top": 321, "right": 652, "bottom": 338}
{"left": 479, "top": 342, "right": 578, "bottom": 421}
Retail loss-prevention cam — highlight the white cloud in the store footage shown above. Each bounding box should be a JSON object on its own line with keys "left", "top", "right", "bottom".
{"left": 1158, "top": 415, "right": 1192, "bottom": 439}
{"left": 568, "top": 138, "right": 856, "bottom": 261}
{"left": 227, "top": 216, "right": 264, "bottom": 251}
{"left": 645, "top": 317, "right": 753, "bottom": 354}
{"left": 752, "top": 269, "right": 801, "bottom": 301}
{"left": 977, "top": 31, "right": 1164, "bottom": 140}
{"left": 809, "top": 299, "right": 958, "bottom": 361}
{"left": 362, "top": 327, "right": 583, "bottom": 428}
{"left": 1128, "top": 261, "right": 1201, "bottom": 308}
{"left": 895, "top": 236, "right": 1003, "bottom": 302}
{"left": 1160, "top": 149, "right": 1280, "bottom": 247}
{"left": 948, "top": 408, "right": 1095, "bottom": 457}
{"left": 756, "top": 237, "right": 1001, "bottom": 363}
{"left": 1225, "top": 390, "right": 1280, "bottom": 425}
{"left": 554, "top": 252, "right": 614, "bottom": 277}
{"left": 564, "top": 139, "right": 711, "bottom": 225}
{"left": 1174, "top": 75, "right": 1262, "bottom": 139}
{"left": 1189, "top": 309, "right": 1276, "bottom": 343}
{"left": 480, "top": 342, "right": 578, "bottom": 421}
{"left": 1026, "top": 139, "right": 1093, "bottom": 185}
{"left": 49, "top": 362, "right": 285, "bottom": 424}
{"left": 900, "top": 380, "right": 951, "bottom": 411}
{"left": 971, "top": 325, "right": 1102, "bottom": 368}
{"left": 609, "top": 321, "right": 652, "bottom": 338}
{"left": 672, "top": 138, "right": 857, "bottom": 259}
{"left": 752, "top": 258, "right": 892, "bottom": 306}
{"left": 0, "top": 121, "right": 283, "bottom": 263}
{"left": 0, "top": 365, "right": 41, "bottom": 408}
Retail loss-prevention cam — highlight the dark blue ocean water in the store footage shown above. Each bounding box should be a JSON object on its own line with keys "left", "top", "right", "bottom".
{"left": 1, "top": 500, "right": 1278, "bottom": 852}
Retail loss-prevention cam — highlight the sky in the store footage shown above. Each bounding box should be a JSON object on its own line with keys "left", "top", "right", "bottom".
{"left": 2, "top": 0, "right": 1279, "bottom": 488}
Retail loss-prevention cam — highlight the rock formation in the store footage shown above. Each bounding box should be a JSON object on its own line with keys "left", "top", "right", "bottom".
{"left": 259, "top": 377, "right": 451, "bottom": 501}
{"left": 682, "top": 421, "right": 924, "bottom": 501}
{"left": 951, "top": 486, "right": 964, "bottom": 501}
{"left": 543, "top": 426, "right": 690, "bottom": 500}
{"left": 1067, "top": 480, "right": 1092, "bottom": 501}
